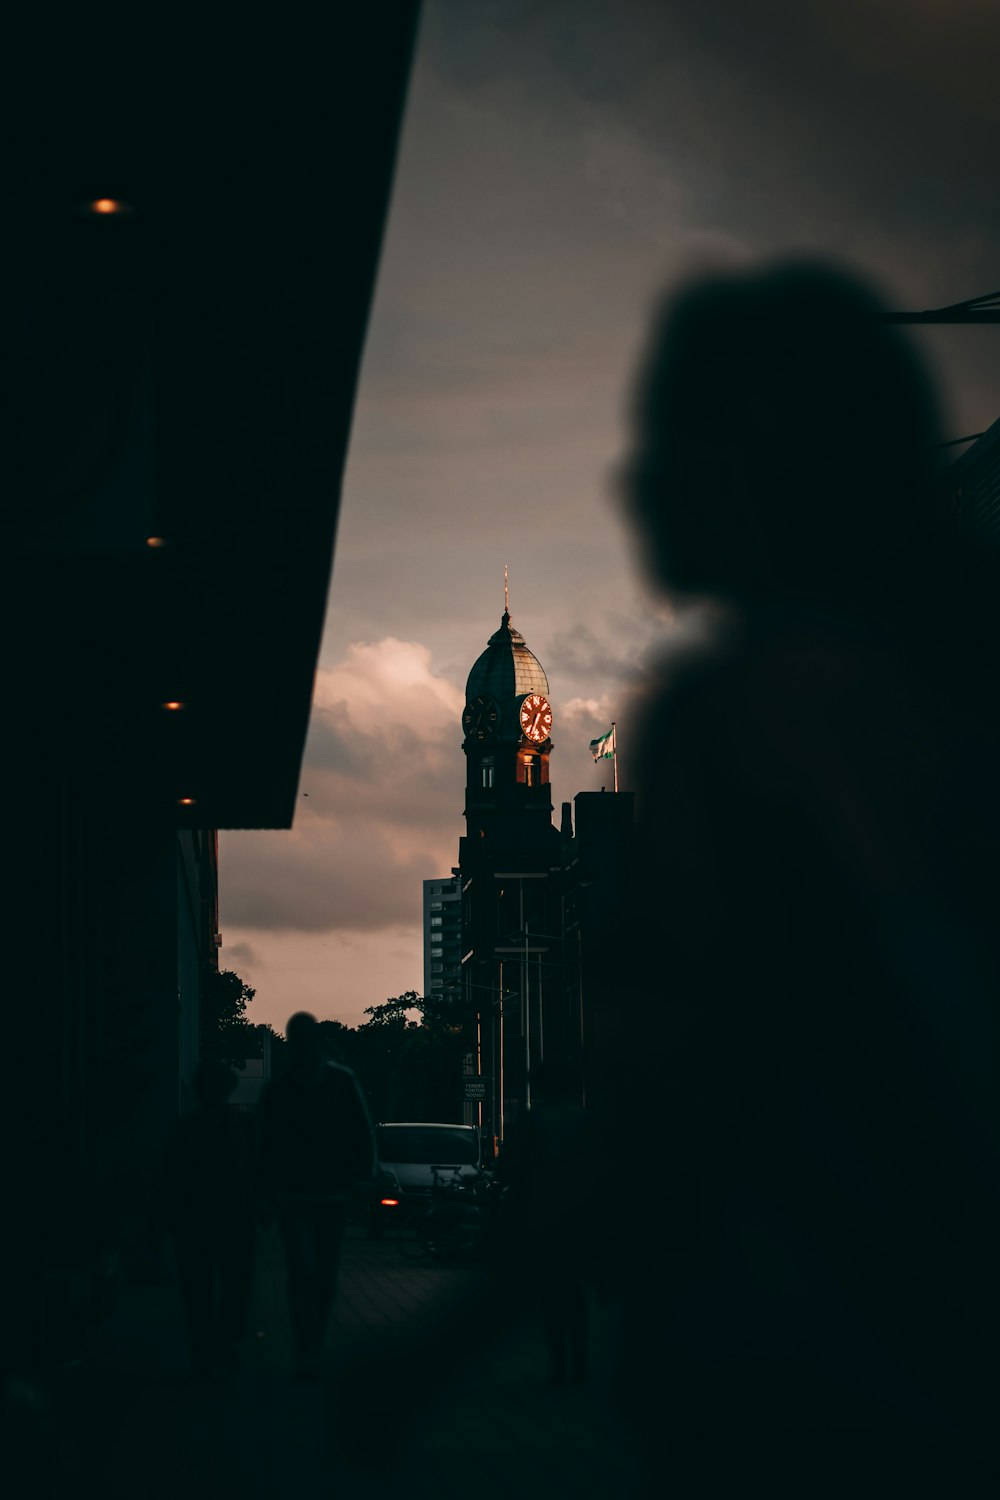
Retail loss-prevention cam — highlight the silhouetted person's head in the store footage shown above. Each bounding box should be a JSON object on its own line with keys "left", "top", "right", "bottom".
{"left": 192, "top": 1058, "right": 238, "bottom": 1108}
{"left": 624, "top": 258, "right": 943, "bottom": 603}
{"left": 286, "top": 1011, "right": 323, "bottom": 1066}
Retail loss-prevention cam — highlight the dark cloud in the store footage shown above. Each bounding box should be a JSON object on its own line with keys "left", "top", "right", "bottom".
{"left": 544, "top": 616, "right": 657, "bottom": 690}
{"left": 221, "top": 819, "right": 447, "bottom": 934}
{"left": 222, "top": 941, "right": 259, "bottom": 968}
{"left": 426, "top": 1, "right": 1000, "bottom": 259}
{"left": 304, "top": 702, "right": 374, "bottom": 779}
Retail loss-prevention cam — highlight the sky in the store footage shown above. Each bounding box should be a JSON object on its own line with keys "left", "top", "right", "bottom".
{"left": 220, "top": 0, "right": 1000, "bottom": 1033}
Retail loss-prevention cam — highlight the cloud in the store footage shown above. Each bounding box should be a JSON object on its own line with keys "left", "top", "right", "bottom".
{"left": 544, "top": 617, "right": 658, "bottom": 691}
{"left": 223, "top": 941, "right": 259, "bottom": 968}
{"left": 313, "top": 638, "right": 464, "bottom": 733}
{"left": 220, "top": 639, "right": 465, "bottom": 935}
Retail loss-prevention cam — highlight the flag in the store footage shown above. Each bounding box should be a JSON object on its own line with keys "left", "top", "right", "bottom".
{"left": 589, "top": 728, "right": 615, "bottom": 761}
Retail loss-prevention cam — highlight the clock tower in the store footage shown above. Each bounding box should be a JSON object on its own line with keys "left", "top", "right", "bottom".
{"left": 461, "top": 608, "right": 555, "bottom": 843}
{"left": 457, "top": 602, "right": 575, "bottom": 1157}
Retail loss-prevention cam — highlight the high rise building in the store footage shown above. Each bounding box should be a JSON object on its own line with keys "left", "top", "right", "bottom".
{"left": 423, "top": 874, "right": 462, "bottom": 1000}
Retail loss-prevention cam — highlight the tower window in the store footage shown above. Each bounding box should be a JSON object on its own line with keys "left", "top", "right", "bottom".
{"left": 482, "top": 762, "right": 494, "bottom": 789}
{"left": 517, "top": 749, "right": 542, "bottom": 786}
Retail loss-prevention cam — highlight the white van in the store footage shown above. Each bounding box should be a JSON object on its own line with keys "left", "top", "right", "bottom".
{"left": 368, "top": 1121, "right": 482, "bottom": 1238}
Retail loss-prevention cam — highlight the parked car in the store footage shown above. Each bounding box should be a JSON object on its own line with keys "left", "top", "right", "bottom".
{"left": 368, "top": 1121, "right": 483, "bottom": 1238}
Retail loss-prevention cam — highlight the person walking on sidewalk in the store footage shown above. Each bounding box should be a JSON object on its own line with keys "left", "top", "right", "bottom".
{"left": 158, "top": 1058, "right": 256, "bottom": 1377}
{"left": 255, "top": 1012, "right": 376, "bottom": 1378}
{"left": 497, "top": 1056, "right": 593, "bottom": 1388}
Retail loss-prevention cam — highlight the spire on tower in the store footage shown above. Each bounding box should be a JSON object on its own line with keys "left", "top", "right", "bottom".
{"left": 504, "top": 563, "right": 509, "bottom": 615}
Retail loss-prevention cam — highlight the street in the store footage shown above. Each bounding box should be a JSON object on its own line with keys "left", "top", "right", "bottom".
{"left": 38, "top": 1224, "right": 640, "bottom": 1500}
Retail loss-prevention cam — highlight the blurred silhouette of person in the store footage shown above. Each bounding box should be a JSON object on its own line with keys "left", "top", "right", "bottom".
{"left": 255, "top": 1012, "right": 375, "bottom": 1378}
{"left": 498, "top": 1057, "right": 592, "bottom": 1387}
{"left": 606, "top": 257, "right": 1000, "bottom": 1494}
{"left": 322, "top": 260, "right": 999, "bottom": 1496}
{"left": 160, "top": 1057, "right": 255, "bottom": 1377}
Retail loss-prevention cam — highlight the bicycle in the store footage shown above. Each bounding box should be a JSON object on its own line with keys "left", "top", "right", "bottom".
{"left": 397, "top": 1165, "right": 504, "bottom": 1263}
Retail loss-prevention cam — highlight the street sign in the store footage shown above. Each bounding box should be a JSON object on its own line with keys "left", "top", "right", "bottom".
{"left": 463, "top": 1076, "right": 486, "bottom": 1101}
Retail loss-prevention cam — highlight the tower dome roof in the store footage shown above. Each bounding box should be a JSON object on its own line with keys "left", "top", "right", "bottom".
{"left": 465, "top": 610, "right": 549, "bottom": 705}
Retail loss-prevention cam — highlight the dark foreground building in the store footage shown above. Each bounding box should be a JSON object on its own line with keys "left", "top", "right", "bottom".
{"left": 2, "top": 8, "right": 420, "bottom": 1373}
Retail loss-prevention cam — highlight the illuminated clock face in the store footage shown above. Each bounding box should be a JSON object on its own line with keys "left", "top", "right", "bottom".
{"left": 462, "top": 695, "right": 499, "bottom": 741}
{"left": 519, "top": 693, "right": 553, "bottom": 743}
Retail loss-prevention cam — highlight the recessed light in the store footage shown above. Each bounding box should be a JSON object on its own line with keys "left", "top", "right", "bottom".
{"left": 90, "top": 198, "right": 125, "bottom": 214}
{"left": 162, "top": 701, "right": 185, "bottom": 712}
{"left": 177, "top": 797, "right": 197, "bottom": 807}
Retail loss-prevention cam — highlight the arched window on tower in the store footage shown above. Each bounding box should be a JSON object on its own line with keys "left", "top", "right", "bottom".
{"left": 518, "top": 752, "right": 537, "bottom": 788}
{"left": 481, "top": 759, "right": 495, "bottom": 790}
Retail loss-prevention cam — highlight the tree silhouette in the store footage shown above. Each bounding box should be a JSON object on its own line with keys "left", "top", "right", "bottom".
{"left": 351, "top": 991, "right": 466, "bottom": 1122}
{"left": 199, "top": 967, "right": 258, "bottom": 1066}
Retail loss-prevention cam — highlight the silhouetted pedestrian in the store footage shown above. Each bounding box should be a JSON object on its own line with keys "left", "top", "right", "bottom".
{"left": 255, "top": 1012, "right": 375, "bottom": 1378}
{"left": 609, "top": 257, "right": 1000, "bottom": 1494}
{"left": 159, "top": 1058, "right": 255, "bottom": 1377}
{"left": 498, "top": 1058, "right": 592, "bottom": 1388}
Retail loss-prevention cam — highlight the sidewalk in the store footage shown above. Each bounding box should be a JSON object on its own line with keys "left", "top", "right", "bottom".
{"left": 38, "top": 1225, "right": 644, "bottom": 1500}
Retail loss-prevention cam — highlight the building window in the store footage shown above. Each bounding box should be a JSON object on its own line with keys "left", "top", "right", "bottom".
{"left": 517, "top": 750, "right": 540, "bottom": 786}
{"left": 431, "top": 946, "right": 443, "bottom": 957}
{"left": 482, "top": 762, "right": 494, "bottom": 789}
{"left": 432, "top": 962, "right": 443, "bottom": 973}
{"left": 430, "top": 916, "right": 442, "bottom": 928}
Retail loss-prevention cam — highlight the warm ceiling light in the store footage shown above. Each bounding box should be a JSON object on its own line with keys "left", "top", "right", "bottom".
{"left": 146, "top": 536, "right": 167, "bottom": 548}
{"left": 90, "top": 198, "right": 125, "bottom": 214}
{"left": 177, "top": 797, "right": 197, "bottom": 807}
{"left": 162, "top": 701, "right": 185, "bottom": 712}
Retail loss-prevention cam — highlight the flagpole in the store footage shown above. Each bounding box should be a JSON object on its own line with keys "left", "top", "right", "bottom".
{"left": 612, "top": 721, "right": 618, "bottom": 792}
